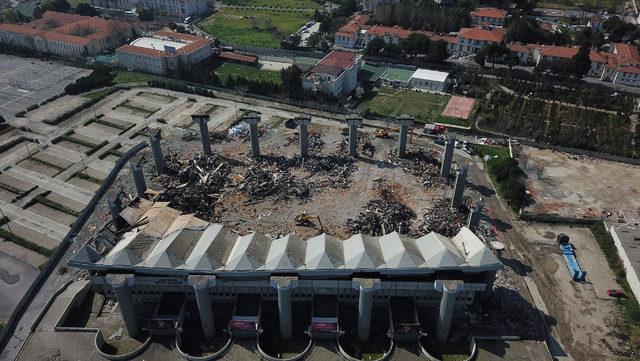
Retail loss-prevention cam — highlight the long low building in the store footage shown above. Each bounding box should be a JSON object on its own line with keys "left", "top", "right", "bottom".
{"left": 116, "top": 31, "right": 213, "bottom": 75}
{"left": 0, "top": 11, "right": 132, "bottom": 58}
{"left": 69, "top": 199, "right": 502, "bottom": 344}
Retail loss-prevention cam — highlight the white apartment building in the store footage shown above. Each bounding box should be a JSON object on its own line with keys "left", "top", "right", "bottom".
{"left": 117, "top": 31, "right": 213, "bottom": 75}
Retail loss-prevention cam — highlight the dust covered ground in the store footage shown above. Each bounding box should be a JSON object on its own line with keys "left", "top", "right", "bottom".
{"left": 519, "top": 146, "right": 640, "bottom": 220}
{"left": 139, "top": 115, "right": 464, "bottom": 240}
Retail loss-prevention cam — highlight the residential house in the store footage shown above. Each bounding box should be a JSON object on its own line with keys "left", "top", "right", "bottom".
{"left": 303, "top": 50, "right": 363, "bottom": 97}
{"left": 454, "top": 26, "right": 506, "bottom": 56}
{"left": 470, "top": 7, "right": 507, "bottom": 27}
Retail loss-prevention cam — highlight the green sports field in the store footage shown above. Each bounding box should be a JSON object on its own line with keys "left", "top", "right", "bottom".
{"left": 358, "top": 87, "right": 469, "bottom": 127}
{"left": 223, "top": 0, "right": 323, "bottom": 10}
{"left": 198, "top": 8, "right": 312, "bottom": 48}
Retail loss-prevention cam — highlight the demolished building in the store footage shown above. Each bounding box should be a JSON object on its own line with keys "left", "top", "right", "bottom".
{"left": 69, "top": 198, "right": 501, "bottom": 345}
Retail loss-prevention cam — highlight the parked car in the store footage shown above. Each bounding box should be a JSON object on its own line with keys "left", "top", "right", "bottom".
{"left": 607, "top": 289, "right": 625, "bottom": 298}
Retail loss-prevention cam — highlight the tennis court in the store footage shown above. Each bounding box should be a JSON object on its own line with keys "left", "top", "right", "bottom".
{"left": 442, "top": 96, "right": 475, "bottom": 119}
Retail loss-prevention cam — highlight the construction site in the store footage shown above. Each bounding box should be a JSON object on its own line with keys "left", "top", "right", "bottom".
{"left": 2, "top": 86, "right": 632, "bottom": 361}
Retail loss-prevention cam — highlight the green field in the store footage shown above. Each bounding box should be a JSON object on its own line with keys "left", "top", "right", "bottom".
{"left": 358, "top": 87, "right": 469, "bottom": 127}
{"left": 215, "top": 62, "right": 282, "bottom": 85}
{"left": 68, "top": 0, "right": 90, "bottom": 7}
{"left": 223, "top": 0, "right": 322, "bottom": 10}
{"left": 111, "top": 70, "right": 157, "bottom": 84}
{"left": 198, "top": 8, "right": 312, "bottom": 48}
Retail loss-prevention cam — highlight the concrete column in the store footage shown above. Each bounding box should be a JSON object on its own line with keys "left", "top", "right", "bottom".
{"left": 147, "top": 128, "right": 164, "bottom": 174}
{"left": 467, "top": 200, "right": 483, "bottom": 233}
{"left": 451, "top": 166, "right": 468, "bottom": 208}
{"left": 192, "top": 114, "right": 211, "bottom": 155}
{"left": 188, "top": 275, "right": 217, "bottom": 339}
{"left": 295, "top": 116, "right": 311, "bottom": 159}
{"left": 244, "top": 114, "right": 261, "bottom": 158}
{"left": 396, "top": 115, "right": 414, "bottom": 158}
{"left": 107, "top": 198, "right": 120, "bottom": 222}
{"left": 434, "top": 280, "right": 464, "bottom": 343}
{"left": 106, "top": 274, "right": 138, "bottom": 338}
{"left": 441, "top": 138, "right": 455, "bottom": 178}
{"left": 129, "top": 161, "right": 146, "bottom": 198}
{"left": 352, "top": 278, "right": 381, "bottom": 342}
{"left": 346, "top": 117, "right": 362, "bottom": 157}
{"left": 270, "top": 276, "right": 298, "bottom": 340}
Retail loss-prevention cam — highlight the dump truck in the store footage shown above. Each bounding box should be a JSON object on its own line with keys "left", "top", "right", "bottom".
{"left": 423, "top": 124, "right": 446, "bottom": 135}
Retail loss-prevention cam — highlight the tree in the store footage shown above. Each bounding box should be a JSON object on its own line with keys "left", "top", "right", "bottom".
{"left": 75, "top": 3, "right": 98, "bottom": 16}
{"left": 306, "top": 32, "right": 323, "bottom": 49}
{"left": 42, "top": 0, "right": 71, "bottom": 13}
{"left": 32, "top": 6, "right": 43, "bottom": 19}
{"left": 3, "top": 9, "right": 30, "bottom": 24}
{"left": 400, "top": 33, "right": 429, "bottom": 57}
{"left": 137, "top": 8, "right": 154, "bottom": 21}
{"left": 0, "top": 115, "right": 5, "bottom": 125}
{"left": 364, "top": 38, "right": 385, "bottom": 56}
{"left": 571, "top": 43, "right": 591, "bottom": 79}
{"left": 426, "top": 40, "right": 449, "bottom": 63}
{"left": 281, "top": 33, "right": 301, "bottom": 49}
{"left": 280, "top": 65, "right": 303, "bottom": 99}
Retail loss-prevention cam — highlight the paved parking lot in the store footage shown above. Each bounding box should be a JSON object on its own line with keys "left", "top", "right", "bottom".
{"left": 0, "top": 54, "right": 91, "bottom": 120}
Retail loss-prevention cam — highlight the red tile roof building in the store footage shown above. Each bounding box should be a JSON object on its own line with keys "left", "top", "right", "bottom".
{"left": 470, "top": 7, "right": 508, "bottom": 26}
{"left": 303, "top": 50, "right": 363, "bottom": 97}
{"left": 116, "top": 31, "right": 213, "bottom": 75}
{"left": 0, "top": 11, "right": 132, "bottom": 58}
{"left": 454, "top": 26, "right": 506, "bottom": 55}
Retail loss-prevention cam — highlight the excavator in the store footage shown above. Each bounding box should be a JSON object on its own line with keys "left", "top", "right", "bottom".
{"left": 294, "top": 212, "right": 324, "bottom": 230}
{"left": 374, "top": 127, "right": 415, "bottom": 143}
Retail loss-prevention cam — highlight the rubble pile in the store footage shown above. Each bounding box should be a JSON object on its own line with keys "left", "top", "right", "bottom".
{"left": 387, "top": 149, "right": 442, "bottom": 188}
{"left": 492, "top": 267, "right": 546, "bottom": 339}
{"left": 240, "top": 159, "right": 310, "bottom": 204}
{"left": 297, "top": 155, "right": 356, "bottom": 188}
{"left": 156, "top": 152, "right": 231, "bottom": 220}
{"left": 414, "top": 199, "right": 463, "bottom": 237}
{"left": 346, "top": 187, "right": 416, "bottom": 236}
{"left": 285, "top": 133, "right": 325, "bottom": 151}
{"left": 209, "top": 131, "right": 229, "bottom": 143}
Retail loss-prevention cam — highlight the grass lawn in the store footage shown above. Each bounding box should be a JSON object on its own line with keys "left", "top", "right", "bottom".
{"left": 111, "top": 70, "right": 157, "bottom": 84}
{"left": 359, "top": 87, "right": 470, "bottom": 127}
{"left": 223, "top": 0, "right": 322, "bottom": 10}
{"left": 84, "top": 89, "right": 112, "bottom": 101}
{"left": 470, "top": 144, "right": 510, "bottom": 160}
{"left": 198, "top": 8, "right": 312, "bottom": 48}
{"left": 215, "top": 62, "right": 282, "bottom": 85}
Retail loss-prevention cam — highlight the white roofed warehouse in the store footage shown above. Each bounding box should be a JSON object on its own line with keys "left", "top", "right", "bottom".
{"left": 409, "top": 69, "right": 450, "bottom": 92}
{"left": 69, "top": 198, "right": 502, "bottom": 349}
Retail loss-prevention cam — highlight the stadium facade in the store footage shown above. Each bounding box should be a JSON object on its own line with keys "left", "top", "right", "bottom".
{"left": 69, "top": 198, "right": 502, "bottom": 344}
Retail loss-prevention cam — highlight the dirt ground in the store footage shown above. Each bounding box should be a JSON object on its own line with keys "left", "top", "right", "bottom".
{"left": 141, "top": 115, "right": 456, "bottom": 240}
{"left": 515, "top": 223, "right": 631, "bottom": 361}
{"left": 520, "top": 146, "right": 640, "bottom": 220}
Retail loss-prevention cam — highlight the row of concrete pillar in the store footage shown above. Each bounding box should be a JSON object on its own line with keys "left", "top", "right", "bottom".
{"left": 106, "top": 273, "right": 466, "bottom": 344}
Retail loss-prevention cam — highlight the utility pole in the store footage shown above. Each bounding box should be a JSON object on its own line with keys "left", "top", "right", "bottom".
{"left": 77, "top": 146, "right": 87, "bottom": 176}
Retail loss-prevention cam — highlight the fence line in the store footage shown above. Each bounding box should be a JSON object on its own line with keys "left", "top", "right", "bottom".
{"left": 0, "top": 141, "right": 148, "bottom": 354}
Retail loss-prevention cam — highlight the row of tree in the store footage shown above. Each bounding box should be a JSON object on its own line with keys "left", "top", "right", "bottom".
{"left": 371, "top": 0, "right": 473, "bottom": 33}
{"left": 364, "top": 33, "right": 449, "bottom": 63}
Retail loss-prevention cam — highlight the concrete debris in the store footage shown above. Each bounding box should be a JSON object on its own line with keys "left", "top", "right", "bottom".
{"left": 346, "top": 185, "right": 416, "bottom": 236}
{"left": 414, "top": 199, "right": 464, "bottom": 237}
{"left": 386, "top": 149, "right": 443, "bottom": 188}
{"left": 241, "top": 159, "right": 311, "bottom": 205}
{"left": 492, "top": 267, "right": 546, "bottom": 339}
{"left": 228, "top": 123, "right": 267, "bottom": 142}
{"left": 156, "top": 152, "right": 231, "bottom": 221}
{"left": 240, "top": 155, "right": 357, "bottom": 204}
{"left": 108, "top": 327, "right": 123, "bottom": 341}
{"left": 285, "top": 132, "right": 325, "bottom": 152}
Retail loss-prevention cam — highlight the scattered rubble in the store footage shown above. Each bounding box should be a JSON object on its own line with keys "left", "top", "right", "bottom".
{"left": 285, "top": 132, "right": 325, "bottom": 152}
{"left": 346, "top": 181, "right": 416, "bottom": 236}
{"left": 414, "top": 199, "right": 464, "bottom": 237}
{"left": 239, "top": 154, "right": 357, "bottom": 204}
{"left": 155, "top": 152, "right": 231, "bottom": 221}
{"left": 387, "top": 149, "right": 443, "bottom": 189}
{"left": 228, "top": 123, "right": 267, "bottom": 142}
